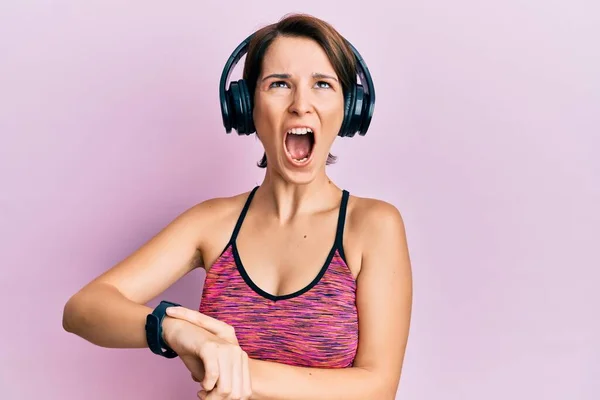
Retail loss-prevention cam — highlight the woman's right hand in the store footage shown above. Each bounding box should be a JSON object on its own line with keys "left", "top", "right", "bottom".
{"left": 162, "top": 317, "right": 252, "bottom": 399}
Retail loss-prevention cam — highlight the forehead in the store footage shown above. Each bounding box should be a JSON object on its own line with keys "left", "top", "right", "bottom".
{"left": 260, "top": 36, "right": 336, "bottom": 76}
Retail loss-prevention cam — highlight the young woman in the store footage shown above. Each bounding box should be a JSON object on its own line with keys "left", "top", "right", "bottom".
{"left": 63, "top": 13, "right": 413, "bottom": 400}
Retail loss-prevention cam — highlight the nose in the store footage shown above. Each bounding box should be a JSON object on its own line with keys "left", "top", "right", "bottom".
{"left": 288, "top": 85, "right": 313, "bottom": 116}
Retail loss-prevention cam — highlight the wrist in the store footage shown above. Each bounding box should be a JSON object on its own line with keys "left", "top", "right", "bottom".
{"left": 160, "top": 316, "right": 182, "bottom": 349}
{"left": 145, "top": 300, "right": 181, "bottom": 358}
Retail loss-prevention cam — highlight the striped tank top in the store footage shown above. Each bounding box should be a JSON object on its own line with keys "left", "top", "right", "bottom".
{"left": 199, "top": 186, "right": 358, "bottom": 368}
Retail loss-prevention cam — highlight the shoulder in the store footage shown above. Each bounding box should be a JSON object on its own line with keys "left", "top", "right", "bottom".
{"left": 186, "top": 189, "right": 253, "bottom": 219}
{"left": 345, "top": 193, "right": 410, "bottom": 278}
{"left": 172, "top": 189, "right": 255, "bottom": 243}
{"left": 348, "top": 194, "right": 407, "bottom": 244}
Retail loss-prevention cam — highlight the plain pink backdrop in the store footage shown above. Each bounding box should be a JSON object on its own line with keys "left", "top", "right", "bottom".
{"left": 1, "top": 1, "right": 598, "bottom": 399}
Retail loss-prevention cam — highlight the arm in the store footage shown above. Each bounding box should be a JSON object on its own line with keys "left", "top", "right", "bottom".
{"left": 247, "top": 201, "right": 413, "bottom": 400}
{"left": 62, "top": 200, "right": 214, "bottom": 348}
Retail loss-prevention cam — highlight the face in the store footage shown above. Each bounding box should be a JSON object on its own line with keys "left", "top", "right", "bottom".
{"left": 252, "top": 35, "right": 345, "bottom": 184}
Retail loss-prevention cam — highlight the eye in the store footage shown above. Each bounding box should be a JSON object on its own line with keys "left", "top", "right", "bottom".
{"left": 269, "top": 81, "right": 289, "bottom": 89}
{"left": 315, "top": 81, "right": 331, "bottom": 89}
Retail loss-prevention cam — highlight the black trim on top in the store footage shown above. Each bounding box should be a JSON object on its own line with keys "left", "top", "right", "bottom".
{"left": 232, "top": 241, "right": 338, "bottom": 302}
{"left": 230, "top": 187, "right": 350, "bottom": 302}
{"left": 229, "top": 186, "right": 259, "bottom": 245}
{"left": 216, "top": 186, "right": 259, "bottom": 259}
{"left": 334, "top": 190, "right": 349, "bottom": 264}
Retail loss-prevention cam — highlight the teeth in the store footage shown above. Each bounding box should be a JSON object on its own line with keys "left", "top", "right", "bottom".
{"left": 294, "top": 156, "right": 308, "bottom": 162}
{"left": 287, "top": 127, "right": 313, "bottom": 135}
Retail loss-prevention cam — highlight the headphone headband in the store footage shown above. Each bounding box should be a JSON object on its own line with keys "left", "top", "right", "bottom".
{"left": 219, "top": 33, "right": 375, "bottom": 137}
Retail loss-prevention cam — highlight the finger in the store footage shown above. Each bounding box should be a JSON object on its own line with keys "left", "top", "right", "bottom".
{"left": 181, "top": 356, "right": 205, "bottom": 385}
{"left": 198, "top": 344, "right": 220, "bottom": 392}
{"left": 230, "top": 347, "right": 243, "bottom": 400}
{"left": 241, "top": 351, "right": 252, "bottom": 399}
{"left": 167, "top": 307, "right": 233, "bottom": 338}
{"left": 203, "top": 390, "right": 222, "bottom": 400}
{"left": 216, "top": 348, "right": 233, "bottom": 399}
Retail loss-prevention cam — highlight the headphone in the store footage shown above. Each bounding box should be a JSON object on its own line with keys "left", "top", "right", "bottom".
{"left": 219, "top": 33, "right": 376, "bottom": 138}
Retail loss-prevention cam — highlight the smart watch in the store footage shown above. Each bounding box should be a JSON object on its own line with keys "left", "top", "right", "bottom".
{"left": 145, "top": 300, "right": 180, "bottom": 358}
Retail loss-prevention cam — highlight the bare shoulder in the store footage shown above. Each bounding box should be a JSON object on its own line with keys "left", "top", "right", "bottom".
{"left": 343, "top": 193, "right": 410, "bottom": 281}
{"left": 186, "top": 189, "right": 254, "bottom": 245}
{"left": 191, "top": 190, "right": 251, "bottom": 222}
{"left": 348, "top": 194, "right": 407, "bottom": 246}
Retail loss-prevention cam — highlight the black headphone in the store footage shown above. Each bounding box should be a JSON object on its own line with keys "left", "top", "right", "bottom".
{"left": 219, "top": 33, "right": 376, "bottom": 138}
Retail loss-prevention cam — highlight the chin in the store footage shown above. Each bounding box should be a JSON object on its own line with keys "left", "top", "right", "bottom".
{"left": 271, "top": 151, "right": 328, "bottom": 186}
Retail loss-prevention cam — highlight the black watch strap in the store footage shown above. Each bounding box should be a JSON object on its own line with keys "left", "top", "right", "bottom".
{"left": 145, "top": 300, "right": 181, "bottom": 358}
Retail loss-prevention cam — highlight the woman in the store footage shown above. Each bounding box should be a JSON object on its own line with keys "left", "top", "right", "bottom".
{"left": 63, "top": 13, "right": 413, "bottom": 400}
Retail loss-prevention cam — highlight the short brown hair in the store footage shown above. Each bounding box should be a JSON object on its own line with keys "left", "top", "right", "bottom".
{"left": 242, "top": 13, "right": 357, "bottom": 168}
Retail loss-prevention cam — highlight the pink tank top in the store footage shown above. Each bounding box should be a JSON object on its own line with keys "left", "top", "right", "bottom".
{"left": 199, "top": 187, "right": 358, "bottom": 368}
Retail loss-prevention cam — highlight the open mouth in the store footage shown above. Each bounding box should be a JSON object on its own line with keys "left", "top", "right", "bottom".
{"left": 284, "top": 127, "right": 315, "bottom": 165}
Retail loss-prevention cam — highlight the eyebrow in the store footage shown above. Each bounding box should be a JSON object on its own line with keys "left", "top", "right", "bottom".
{"left": 261, "top": 73, "right": 339, "bottom": 82}
{"left": 312, "top": 73, "right": 338, "bottom": 82}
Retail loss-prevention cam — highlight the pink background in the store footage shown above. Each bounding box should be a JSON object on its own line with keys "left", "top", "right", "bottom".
{"left": 1, "top": 1, "right": 598, "bottom": 399}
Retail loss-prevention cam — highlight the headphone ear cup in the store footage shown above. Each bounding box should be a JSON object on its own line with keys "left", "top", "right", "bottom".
{"left": 350, "top": 84, "right": 365, "bottom": 136}
{"left": 339, "top": 86, "right": 356, "bottom": 137}
{"left": 229, "top": 81, "right": 245, "bottom": 134}
{"left": 238, "top": 79, "right": 255, "bottom": 134}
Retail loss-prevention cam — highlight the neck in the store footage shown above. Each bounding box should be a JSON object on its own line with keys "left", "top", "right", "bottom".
{"left": 256, "top": 167, "right": 341, "bottom": 223}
